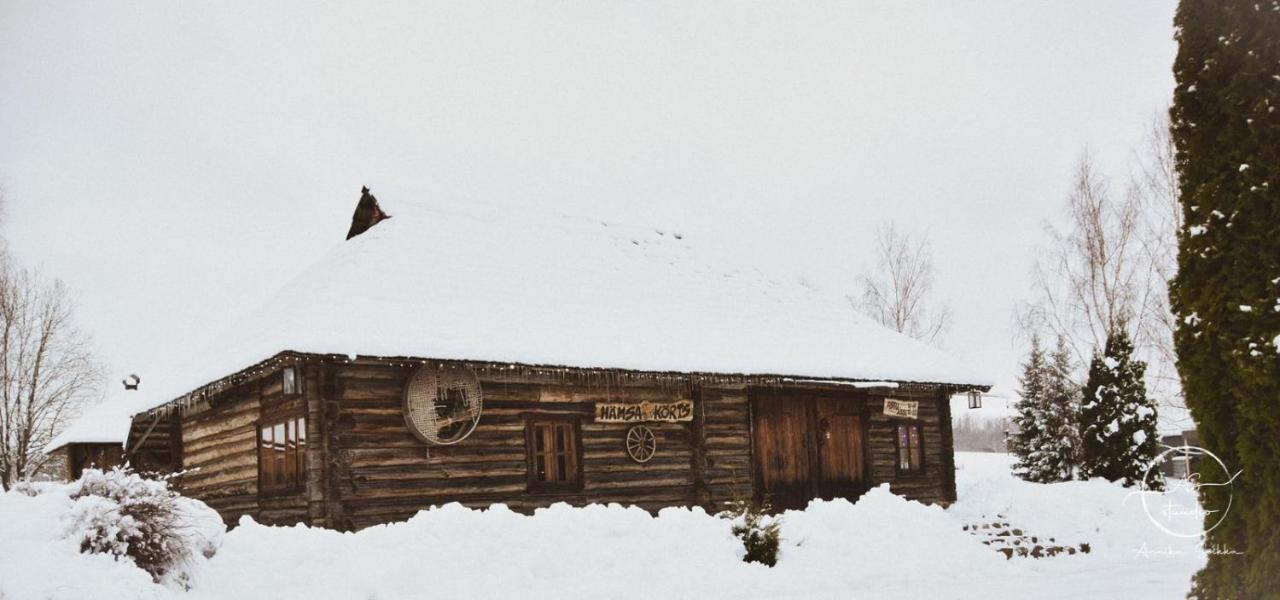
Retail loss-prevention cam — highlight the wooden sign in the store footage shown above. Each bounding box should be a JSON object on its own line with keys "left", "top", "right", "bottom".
{"left": 883, "top": 398, "right": 919, "bottom": 419}
{"left": 595, "top": 400, "right": 694, "bottom": 423}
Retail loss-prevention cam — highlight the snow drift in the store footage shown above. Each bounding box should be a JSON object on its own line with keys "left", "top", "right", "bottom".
{"left": 0, "top": 454, "right": 1203, "bottom": 599}
{"left": 0, "top": 470, "right": 224, "bottom": 599}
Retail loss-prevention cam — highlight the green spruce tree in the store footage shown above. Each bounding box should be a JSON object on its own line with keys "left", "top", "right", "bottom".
{"left": 1039, "top": 336, "right": 1081, "bottom": 482}
{"left": 1012, "top": 335, "right": 1081, "bottom": 483}
{"left": 1011, "top": 336, "right": 1052, "bottom": 482}
{"left": 1170, "top": 1, "right": 1280, "bottom": 595}
{"left": 1078, "top": 330, "right": 1162, "bottom": 490}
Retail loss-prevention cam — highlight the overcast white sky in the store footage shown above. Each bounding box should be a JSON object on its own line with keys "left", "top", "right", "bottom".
{"left": 1, "top": 1, "right": 1178, "bottom": 420}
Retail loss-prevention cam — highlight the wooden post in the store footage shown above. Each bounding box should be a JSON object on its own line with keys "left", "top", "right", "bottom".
{"left": 126, "top": 414, "right": 162, "bottom": 459}
{"left": 318, "top": 361, "right": 349, "bottom": 530}
{"left": 304, "top": 360, "right": 328, "bottom": 527}
{"left": 689, "top": 384, "right": 711, "bottom": 509}
{"left": 938, "top": 386, "right": 958, "bottom": 504}
{"left": 168, "top": 416, "right": 183, "bottom": 489}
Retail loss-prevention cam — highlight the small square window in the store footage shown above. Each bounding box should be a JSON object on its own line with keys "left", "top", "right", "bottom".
{"left": 525, "top": 418, "right": 581, "bottom": 492}
{"left": 282, "top": 366, "right": 301, "bottom": 396}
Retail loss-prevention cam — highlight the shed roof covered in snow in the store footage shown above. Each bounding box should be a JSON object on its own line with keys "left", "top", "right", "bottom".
{"left": 45, "top": 386, "right": 145, "bottom": 452}
{"left": 69, "top": 192, "right": 991, "bottom": 440}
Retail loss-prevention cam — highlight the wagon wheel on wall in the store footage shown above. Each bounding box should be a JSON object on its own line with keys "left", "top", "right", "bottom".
{"left": 403, "top": 364, "right": 484, "bottom": 445}
{"left": 626, "top": 425, "right": 657, "bottom": 463}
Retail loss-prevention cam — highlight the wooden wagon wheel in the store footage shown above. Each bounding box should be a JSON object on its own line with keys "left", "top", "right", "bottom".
{"left": 403, "top": 364, "right": 483, "bottom": 445}
{"left": 626, "top": 425, "right": 657, "bottom": 463}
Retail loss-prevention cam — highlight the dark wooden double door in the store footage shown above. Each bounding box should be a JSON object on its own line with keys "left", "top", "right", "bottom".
{"left": 751, "top": 391, "right": 866, "bottom": 511}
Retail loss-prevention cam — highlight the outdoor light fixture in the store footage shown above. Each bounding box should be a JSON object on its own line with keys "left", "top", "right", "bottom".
{"left": 967, "top": 389, "right": 982, "bottom": 409}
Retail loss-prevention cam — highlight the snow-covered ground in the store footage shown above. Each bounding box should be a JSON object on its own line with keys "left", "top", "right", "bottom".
{"left": 0, "top": 453, "right": 1204, "bottom": 599}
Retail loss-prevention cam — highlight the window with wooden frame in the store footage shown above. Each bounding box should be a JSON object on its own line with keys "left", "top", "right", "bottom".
{"left": 895, "top": 423, "right": 923, "bottom": 474}
{"left": 282, "top": 366, "right": 302, "bottom": 396}
{"left": 525, "top": 418, "right": 581, "bottom": 491}
{"left": 259, "top": 416, "right": 306, "bottom": 493}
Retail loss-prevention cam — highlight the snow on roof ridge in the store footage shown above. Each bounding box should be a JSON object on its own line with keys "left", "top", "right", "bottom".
{"left": 68, "top": 192, "right": 990, "bottom": 438}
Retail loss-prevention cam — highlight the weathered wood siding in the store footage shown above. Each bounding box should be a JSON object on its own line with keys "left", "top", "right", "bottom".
{"left": 178, "top": 374, "right": 310, "bottom": 527}
{"left": 125, "top": 412, "right": 181, "bottom": 475}
{"left": 322, "top": 363, "right": 758, "bottom": 530}
{"left": 157, "top": 353, "right": 958, "bottom": 530}
{"left": 701, "top": 386, "right": 754, "bottom": 506}
{"left": 864, "top": 388, "right": 956, "bottom": 505}
{"left": 67, "top": 443, "right": 125, "bottom": 480}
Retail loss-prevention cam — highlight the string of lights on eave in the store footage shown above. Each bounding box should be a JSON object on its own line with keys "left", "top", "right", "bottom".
{"left": 143, "top": 350, "right": 992, "bottom": 419}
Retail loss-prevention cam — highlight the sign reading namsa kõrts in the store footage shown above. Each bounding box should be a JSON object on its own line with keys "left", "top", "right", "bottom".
{"left": 595, "top": 400, "right": 694, "bottom": 423}
{"left": 883, "top": 398, "right": 919, "bottom": 419}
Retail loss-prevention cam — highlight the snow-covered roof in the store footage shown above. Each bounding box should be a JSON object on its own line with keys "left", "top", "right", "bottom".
{"left": 63, "top": 197, "right": 991, "bottom": 442}
{"left": 44, "top": 387, "right": 143, "bottom": 452}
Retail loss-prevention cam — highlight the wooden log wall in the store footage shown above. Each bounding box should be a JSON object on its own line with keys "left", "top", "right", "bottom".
{"left": 125, "top": 412, "right": 181, "bottom": 475}
{"left": 151, "top": 352, "right": 958, "bottom": 530}
{"left": 178, "top": 373, "right": 310, "bottom": 527}
{"left": 700, "top": 386, "right": 755, "bottom": 507}
{"left": 322, "top": 362, "right": 759, "bottom": 530}
{"left": 863, "top": 387, "right": 955, "bottom": 505}
{"left": 48, "top": 447, "right": 72, "bottom": 481}
{"left": 68, "top": 443, "right": 126, "bottom": 480}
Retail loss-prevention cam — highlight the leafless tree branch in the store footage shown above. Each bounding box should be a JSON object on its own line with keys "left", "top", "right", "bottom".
{"left": 856, "top": 222, "right": 952, "bottom": 345}
{"left": 1019, "top": 123, "right": 1184, "bottom": 416}
{"left": 0, "top": 253, "right": 103, "bottom": 489}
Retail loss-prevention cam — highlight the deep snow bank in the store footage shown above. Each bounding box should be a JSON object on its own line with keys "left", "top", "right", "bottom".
{"left": 0, "top": 471, "right": 224, "bottom": 600}
{"left": 187, "top": 486, "right": 1001, "bottom": 600}
{"left": 951, "top": 452, "right": 1207, "bottom": 556}
{"left": 1, "top": 454, "right": 1204, "bottom": 599}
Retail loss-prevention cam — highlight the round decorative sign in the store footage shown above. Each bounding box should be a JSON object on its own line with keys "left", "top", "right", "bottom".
{"left": 403, "top": 364, "right": 483, "bottom": 445}
{"left": 625, "top": 425, "right": 657, "bottom": 463}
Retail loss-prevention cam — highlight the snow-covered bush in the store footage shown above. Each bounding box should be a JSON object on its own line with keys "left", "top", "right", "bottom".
{"left": 63, "top": 468, "right": 223, "bottom": 587}
{"left": 9, "top": 480, "right": 42, "bottom": 497}
{"left": 720, "top": 498, "right": 781, "bottom": 566}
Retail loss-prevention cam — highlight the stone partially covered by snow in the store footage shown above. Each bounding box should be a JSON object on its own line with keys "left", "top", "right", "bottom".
{"left": 952, "top": 453, "right": 1205, "bottom": 562}
{"left": 1, "top": 453, "right": 1204, "bottom": 599}
{"left": 112, "top": 199, "right": 988, "bottom": 419}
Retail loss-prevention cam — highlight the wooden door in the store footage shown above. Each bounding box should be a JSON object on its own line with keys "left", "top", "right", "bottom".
{"left": 751, "top": 393, "right": 812, "bottom": 511}
{"left": 70, "top": 444, "right": 125, "bottom": 480}
{"left": 815, "top": 397, "right": 865, "bottom": 500}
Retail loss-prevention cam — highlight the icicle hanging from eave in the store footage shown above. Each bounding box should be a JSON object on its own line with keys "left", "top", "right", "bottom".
{"left": 138, "top": 351, "right": 961, "bottom": 420}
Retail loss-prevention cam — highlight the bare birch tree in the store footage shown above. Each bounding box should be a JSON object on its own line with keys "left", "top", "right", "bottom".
{"left": 856, "top": 222, "right": 951, "bottom": 345}
{"left": 1130, "top": 115, "right": 1183, "bottom": 411}
{"left": 1020, "top": 140, "right": 1183, "bottom": 414}
{"left": 1021, "top": 154, "right": 1146, "bottom": 366}
{"left": 0, "top": 254, "right": 102, "bottom": 489}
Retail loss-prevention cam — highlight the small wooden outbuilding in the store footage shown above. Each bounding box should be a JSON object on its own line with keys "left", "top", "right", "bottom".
{"left": 45, "top": 399, "right": 134, "bottom": 480}
{"left": 113, "top": 189, "right": 988, "bottom": 530}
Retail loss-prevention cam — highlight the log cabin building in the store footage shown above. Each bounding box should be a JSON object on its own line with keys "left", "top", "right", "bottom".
{"left": 83, "top": 190, "right": 989, "bottom": 530}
